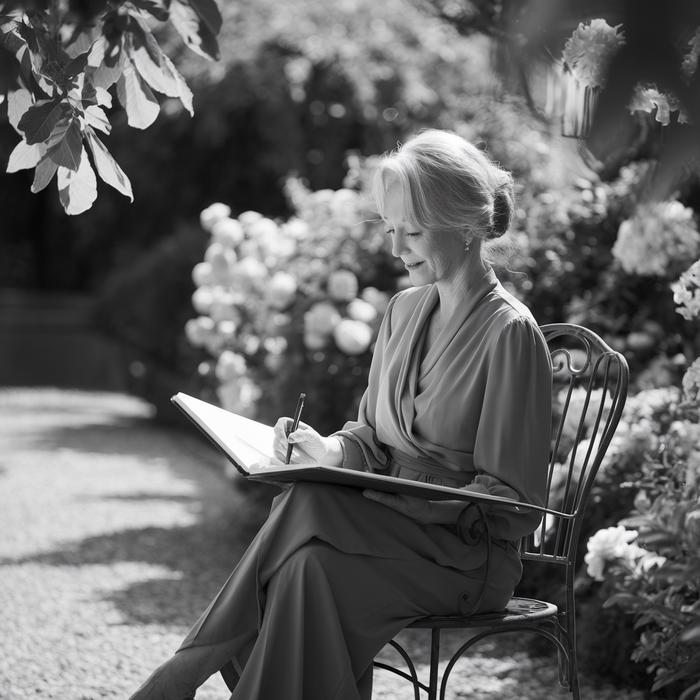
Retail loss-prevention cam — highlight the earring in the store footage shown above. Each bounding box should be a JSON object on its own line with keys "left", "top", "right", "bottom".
{"left": 464, "top": 238, "right": 473, "bottom": 252}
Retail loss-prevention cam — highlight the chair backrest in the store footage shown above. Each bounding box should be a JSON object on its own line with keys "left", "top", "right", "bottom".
{"left": 521, "top": 323, "right": 629, "bottom": 568}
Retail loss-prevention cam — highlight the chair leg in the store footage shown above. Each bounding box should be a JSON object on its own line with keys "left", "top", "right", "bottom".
{"left": 428, "top": 628, "right": 440, "bottom": 700}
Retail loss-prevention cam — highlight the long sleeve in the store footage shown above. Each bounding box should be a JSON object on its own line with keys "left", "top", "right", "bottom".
{"left": 330, "top": 295, "right": 399, "bottom": 472}
{"left": 465, "top": 316, "right": 553, "bottom": 541}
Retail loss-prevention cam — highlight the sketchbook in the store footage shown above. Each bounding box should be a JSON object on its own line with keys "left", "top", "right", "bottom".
{"left": 171, "top": 392, "right": 544, "bottom": 512}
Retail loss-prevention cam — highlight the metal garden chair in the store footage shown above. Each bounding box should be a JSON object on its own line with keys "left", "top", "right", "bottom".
{"left": 373, "top": 323, "right": 630, "bottom": 700}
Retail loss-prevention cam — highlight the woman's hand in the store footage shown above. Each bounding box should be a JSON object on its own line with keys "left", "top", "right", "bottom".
{"left": 272, "top": 418, "right": 344, "bottom": 466}
{"left": 362, "top": 491, "right": 466, "bottom": 525}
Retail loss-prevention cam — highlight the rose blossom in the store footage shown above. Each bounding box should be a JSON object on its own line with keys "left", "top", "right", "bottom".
{"left": 333, "top": 319, "right": 373, "bottom": 355}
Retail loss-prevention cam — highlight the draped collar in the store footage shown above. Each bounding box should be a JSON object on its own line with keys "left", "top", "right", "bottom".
{"left": 390, "top": 267, "right": 499, "bottom": 460}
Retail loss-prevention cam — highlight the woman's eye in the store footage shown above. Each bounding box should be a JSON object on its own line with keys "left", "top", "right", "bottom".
{"left": 406, "top": 231, "right": 421, "bottom": 237}
{"left": 384, "top": 228, "right": 395, "bottom": 236}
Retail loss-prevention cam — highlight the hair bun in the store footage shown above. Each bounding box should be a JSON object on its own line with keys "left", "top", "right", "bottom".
{"left": 490, "top": 180, "right": 514, "bottom": 238}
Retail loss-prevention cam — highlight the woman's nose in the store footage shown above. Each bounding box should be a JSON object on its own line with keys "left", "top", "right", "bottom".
{"left": 391, "top": 229, "right": 407, "bottom": 257}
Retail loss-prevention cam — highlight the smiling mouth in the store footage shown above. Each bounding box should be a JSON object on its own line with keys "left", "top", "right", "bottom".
{"left": 405, "top": 261, "right": 423, "bottom": 270}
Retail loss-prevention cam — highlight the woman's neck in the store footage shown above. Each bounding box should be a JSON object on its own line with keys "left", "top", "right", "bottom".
{"left": 434, "top": 243, "right": 489, "bottom": 319}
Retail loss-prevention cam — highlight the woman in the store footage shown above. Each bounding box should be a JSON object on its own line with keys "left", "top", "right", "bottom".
{"left": 129, "top": 129, "right": 553, "bottom": 700}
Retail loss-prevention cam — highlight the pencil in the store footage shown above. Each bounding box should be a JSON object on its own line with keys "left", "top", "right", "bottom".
{"left": 285, "top": 392, "right": 306, "bottom": 464}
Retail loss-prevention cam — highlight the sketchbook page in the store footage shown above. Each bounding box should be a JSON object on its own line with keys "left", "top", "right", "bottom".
{"left": 246, "top": 464, "right": 543, "bottom": 511}
{"left": 172, "top": 393, "right": 274, "bottom": 469}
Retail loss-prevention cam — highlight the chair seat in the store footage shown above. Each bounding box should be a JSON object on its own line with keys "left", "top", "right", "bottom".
{"left": 407, "top": 597, "right": 558, "bottom": 629}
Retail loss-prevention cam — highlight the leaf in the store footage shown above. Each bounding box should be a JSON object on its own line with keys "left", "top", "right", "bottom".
{"left": 57, "top": 149, "right": 97, "bottom": 215}
{"left": 84, "top": 104, "right": 111, "bottom": 134}
{"left": 636, "top": 531, "right": 678, "bottom": 549}
{"left": 31, "top": 155, "right": 58, "bottom": 193}
{"left": 116, "top": 62, "right": 160, "bottom": 129}
{"left": 169, "top": 0, "right": 220, "bottom": 61}
{"left": 602, "top": 592, "right": 640, "bottom": 609}
{"left": 17, "top": 99, "right": 70, "bottom": 145}
{"left": 680, "top": 620, "right": 700, "bottom": 644}
{"left": 130, "top": 22, "right": 193, "bottom": 114}
{"left": 131, "top": 0, "right": 171, "bottom": 22}
{"left": 6, "top": 138, "right": 42, "bottom": 172}
{"left": 190, "top": 0, "right": 222, "bottom": 35}
{"left": 0, "top": 40, "right": 21, "bottom": 91}
{"left": 85, "top": 126, "right": 133, "bottom": 201}
{"left": 46, "top": 118, "right": 83, "bottom": 170}
{"left": 7, "top": 87, "right": 33, "bottom": 133}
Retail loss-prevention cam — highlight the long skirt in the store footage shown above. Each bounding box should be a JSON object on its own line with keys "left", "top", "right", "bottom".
{"left": 128, "top": 482, "right": 522, "bottom": 700}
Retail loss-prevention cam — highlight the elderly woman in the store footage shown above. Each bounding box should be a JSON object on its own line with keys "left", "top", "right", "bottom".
{"left": 129, "top": 129, "right": 552, "bottom": 700}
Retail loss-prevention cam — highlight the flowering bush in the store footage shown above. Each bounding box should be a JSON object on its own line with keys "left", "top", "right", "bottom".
{"left": 582, "top": 269, "right": 700, "bottom": 697}
{"left": 185, "top": 180, "right": 402, "bottom": 432}
{"left": 612, "top": 200, "right": 700, "bottom": 277}
{"left": 672, "top": 260, "right": 700, "bottom": 322}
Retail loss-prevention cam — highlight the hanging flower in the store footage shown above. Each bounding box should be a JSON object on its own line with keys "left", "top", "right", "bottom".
{"left": 562, "top": 19, "right": 625, "bottom": 88}
{"left": 612, "top": 201, "right": 700, "bottom": 276}
{"left": 628, "top": 87, "right": 689, "bottom": 126}
{"left": 333, "top": 319, "right": 373, "bottom": 355}
{"left": 671, "top": 260, "right": 700, "bottom": 321}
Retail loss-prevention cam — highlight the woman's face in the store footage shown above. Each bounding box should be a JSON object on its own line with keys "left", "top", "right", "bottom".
{"left": 382, "top": 179, "right": 468, "bottom": 287}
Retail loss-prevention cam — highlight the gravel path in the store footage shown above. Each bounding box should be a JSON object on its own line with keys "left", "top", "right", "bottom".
{"left": 0, "top": 388, "right": 646, "bottom": 700}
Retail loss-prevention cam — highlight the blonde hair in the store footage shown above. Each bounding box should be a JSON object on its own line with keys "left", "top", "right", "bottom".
{"left": 372, "top": 129, "right": 514, "bottom": 241}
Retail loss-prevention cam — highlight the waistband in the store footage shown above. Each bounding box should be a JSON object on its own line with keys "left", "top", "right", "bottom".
{"left": 387, "top": 447, "right": 471, "bottom": 488}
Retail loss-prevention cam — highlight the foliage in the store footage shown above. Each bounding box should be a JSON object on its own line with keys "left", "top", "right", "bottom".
{"left": 185, "top": 176, "right": 403, "bottom": 434}
{"left": 1, "top": 0, "right": 221, "bottom": 214}
{"left": 583, "top": 394, "right": 700, "bottom": 697}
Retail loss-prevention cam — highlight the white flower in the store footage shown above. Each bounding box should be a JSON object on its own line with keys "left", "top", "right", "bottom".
{"left": 216, "top": 319, "right": 237, "bottom": 341}
{"left": 563, "top": 19, "right": 625, "bottom": 87}
{"left": 234, "top": 257, "right": 268, "bottom": 287}
{"left": 612, "top": 201, "right": 700, "bottom": 276}
{"left": 208, "top": 289, "right": 238, "bottom": 323}
{"left": 304, "top": 302, "right": 341, "bottom": 337}
{"left": 361, "top": 286, "right": 390, "bottom": 314}
{"left": 192, "top": 287, "right": 214, "bottom": 315}
{"left": 333, "top": 319, "right": 373, "bottom": 355}
{"left": 682, "top": 357, "right": 700, "bottom": 404}
{"left": 282, "top": 217, "right": 310, "bottom": 239}
{"left": 247, "top": 217, "right": 278, "bottom": 240}
{"left": 628, "top": 87, "right": 688, "bottom": 126}
{"left": 217, "top": 377, "right": 261, "bottom": 415}
{"left": 211, "top": 217, "right": 244, "bottom": 248}
{"left": 184, "top": 316, "right": 215, "bottom": 347}
{"left": 559, "top": 387, "right": 607, "bottom": 441}
{"left": 347, "top": 298, "right": 377, "bottom": 324}
{"left": 328, "top": 270, "right": 359, "bottom": 302}
{"left": 266, "top": 271, "right": 298, "bottom": 310}
{"left": 205, "top": 243, "right": 237, "bottom": 285}
{"left": 303, "top": 331, "right": 327, "bottom": 351}
{"left": 237, "top": 210, "right": 263, "bottom": 232}
{"left": 215, "top": 350, "right": 247, "bottom": 383}
{"left": 671, "top": 260, "right": 700, "bottom": 321}
{"left": 584, "top": 526, "right": 639, "bottom": 581}
{"left": 192, "top": 261, "right": 214, "bottom": 288}
{"left": 200, "top": 202, "right": 231, "bottom": 232}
